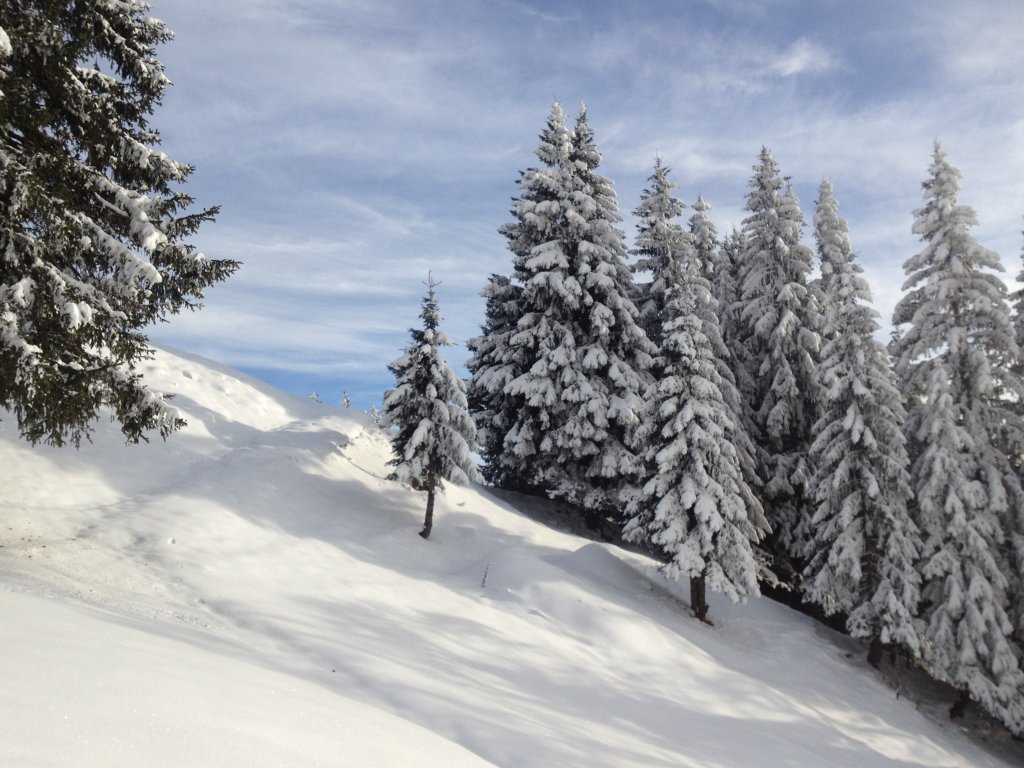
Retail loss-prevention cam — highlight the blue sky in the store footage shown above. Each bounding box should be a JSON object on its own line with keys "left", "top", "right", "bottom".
{"left": 147, "top": 0, "right": 1024, "bottom": 409}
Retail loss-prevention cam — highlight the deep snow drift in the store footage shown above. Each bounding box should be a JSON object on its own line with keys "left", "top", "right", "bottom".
{"left": 1, "top": 347, "right": 1020, "bottom": 767}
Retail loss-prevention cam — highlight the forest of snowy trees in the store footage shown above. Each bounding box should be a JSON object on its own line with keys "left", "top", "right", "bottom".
{"left": 452, "top": 103, "right": 1024, "bottom": 734}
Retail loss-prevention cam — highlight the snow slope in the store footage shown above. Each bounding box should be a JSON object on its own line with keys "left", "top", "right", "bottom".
{"left": 1, "top": 346, "right": 1019, "bottom": 767}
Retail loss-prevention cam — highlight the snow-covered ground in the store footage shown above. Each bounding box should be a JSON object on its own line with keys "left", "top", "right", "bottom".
{"left": 1, "top": 347, "right": 1020, "bottom": 767}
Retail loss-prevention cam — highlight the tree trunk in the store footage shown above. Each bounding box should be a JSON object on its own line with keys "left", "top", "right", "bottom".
{"left": 419, "top": 470, "right": 436, "bottom": 539}
{"left": 949, "top": 689, "right": 970, "bottom": 721}
{"left": 690, "top": 572, "right": 710, "bottom": 624}
{"left": 867, "top": 635, "right": 884, "bottom": 669}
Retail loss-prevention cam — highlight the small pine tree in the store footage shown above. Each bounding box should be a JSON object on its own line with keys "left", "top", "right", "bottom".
{"left": 625, "top": 256, "right": 760, "bottom": 623}
{"left": 0, "top": 1, "right": 238, "bottom": 446}
{"left": 891, "top": 144, "right": 1024, "bottom": 733}
{"left": 384, "top": 277, "right": 481, "bottom": 539}
{"left": 802, "top": 180, "right": 921, "bottom": 666}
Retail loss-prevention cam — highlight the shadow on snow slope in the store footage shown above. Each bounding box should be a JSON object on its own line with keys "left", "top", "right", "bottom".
{"left": 1, "top": 346, "right": 1021, "bottom": 768}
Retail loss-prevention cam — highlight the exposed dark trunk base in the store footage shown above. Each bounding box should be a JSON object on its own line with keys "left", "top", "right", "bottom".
{"left": 867, "top": 636, "right": 884, "bottom": 669}
{"left": 690, "top": 573, "right": 711, "bottom": 624}
{"left": 949, "top": 689, "right": 970, "bottom": 721}
{"left": 419, "top": 487, "right": 435, "bottom": 539}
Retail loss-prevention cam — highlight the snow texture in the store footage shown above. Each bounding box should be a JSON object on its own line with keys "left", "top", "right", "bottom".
{"left": 1, "top": 346, "right": 1022, "bottom": 766}
{"left": 2, "top": 348, "right": 1024, "bottom": 765}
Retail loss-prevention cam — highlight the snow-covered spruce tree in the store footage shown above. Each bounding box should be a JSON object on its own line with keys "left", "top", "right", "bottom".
{"left": 689, "top": 197, "right": 768, "bottom": 543}
{"left": 0, "top": 1, "right": 237, "bottom": 446}
{"left": 714, "top": 227, "right": 748, "bottom": 394}
{"left": 891, "top": 144, "right": 1024, "bottom": 733}
{"left": 486, "top": 104, "right": 570, "bottom": 493}
{"left": 624, "top": 255, "right": 760, "bottom": 624}
{"left": 1013, "top": 230, "right": 1024, "bottom": 377}
{"left": 1009, "top": 229, "right": 1024, "bottom": 651}
{"left": 733, "top": 148, "right": 822, "bottom": 581}
{"left": 384, "top": 278, "right": 482, "bottom": 539}
{"left": 501, "top": 104, "right": 653, "bottom": 515}
{"left": 802, "top": 180, "right": 921, "bottom": 666}
{"left": 631, "top": 157, "right": 689, "bottom": 349}
{"left": 466, "top": 273, "right": 526, "bottom": 488}
{"left": 688, "top": 196, "right": 716, "bottom": 283}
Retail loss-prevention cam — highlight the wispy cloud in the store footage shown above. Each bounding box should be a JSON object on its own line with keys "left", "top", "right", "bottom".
{"left": 149, "top": 0, "right": 1024, "bottom": 404}
{"left": 769, "top": 38, "right": 836, "bottom": 77}
{"left": 498, "top": 0, "right": 578, "bottom": 24}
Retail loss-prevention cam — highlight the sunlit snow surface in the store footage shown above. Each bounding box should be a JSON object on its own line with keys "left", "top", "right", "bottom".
{"left": 1, "top": 347, "right": 1019, "bottom": 767}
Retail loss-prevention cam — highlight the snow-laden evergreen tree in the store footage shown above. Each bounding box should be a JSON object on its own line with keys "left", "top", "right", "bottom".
{"left": 689, "top": 197, "right": 768, "bottom": 541}
{"left": 624, "top": 255, "right": 761, "bottom": 624}
{"left": 1009, "top": 229, "right": 1024, "bottom": 650}
{"left": 384, "top": 278, "right": 482, "bottom": 539}
{"left": 627, "top": 166, "right": 767, "bottom": 564}
{"left": 916, "top": 364, "right": 1024, "bottom": 731}
{"left": 466, "top": 273, "right": 526, "bottom": 488}
{"left": 1013, "top": 230, "right": 1024, "bottom": 374}
{"left": 733, "top": 148, "right": 822, "bottom": 580}
{"left": 891, "top": 144, "right": 1024, "bottom": 733}
{"left": 501, "top": 104, "right": 654, "bottom": 514}
{"left": 0, "top": 1, "right": 237, "bottom": 446}
{"left": 802, "top": 180, "right": 921, "bottom": 666}
{"left": 631, "top": 158, "right": 689, "bottom": 349}
{"left": 715, "top": 227, "right": 748, "bottom": 395}
{"left": 487, "top": 104, "right": 571, "bottom": 493}
{"left": 688, "top": 196, "right": 716, "bottom": 283}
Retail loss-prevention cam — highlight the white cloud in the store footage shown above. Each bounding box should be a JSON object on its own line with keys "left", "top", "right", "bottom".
{"left": 146, "top": 0, "right": 1024, "bottom": 398}
{"left": 769, "top": 38, "right": 836, "bottom": 77}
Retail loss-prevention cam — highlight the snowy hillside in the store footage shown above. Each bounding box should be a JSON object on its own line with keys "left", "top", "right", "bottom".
{"left": 1, "top": 347, "right": 1020, "bottom": 767}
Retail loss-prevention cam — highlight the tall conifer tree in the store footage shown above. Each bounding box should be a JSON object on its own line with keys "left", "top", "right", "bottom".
{"left": 733, "top": 148, "right": 822, "bottom": 579}
{"left": 501, "top": 104, "right": 653, "bottom": 514}
{"left": 891, "top": 144, "right": 1024, "bottom": 733}
{"left": 689, "top": 197, "right": 767, "bottom": 540}
{"left": 803, "top": 181, "right": 921, "bottom": 665}
{"left": 625, "top": 255, "right": 761, "bottom": 623}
